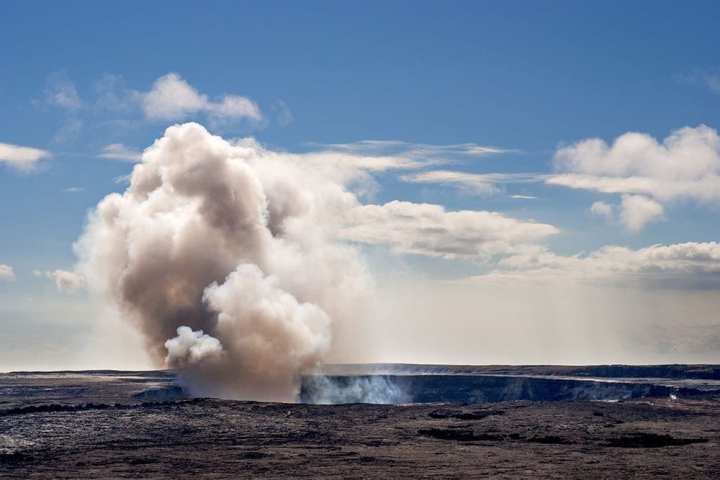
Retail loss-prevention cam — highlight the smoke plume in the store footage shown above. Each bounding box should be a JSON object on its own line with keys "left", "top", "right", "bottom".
{"left": 75, "top": 123, "right": 372, "bottom": 401}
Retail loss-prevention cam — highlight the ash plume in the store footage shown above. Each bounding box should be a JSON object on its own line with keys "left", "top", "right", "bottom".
{"left": 75, "top": 123, "right": 372, "bottom": 401}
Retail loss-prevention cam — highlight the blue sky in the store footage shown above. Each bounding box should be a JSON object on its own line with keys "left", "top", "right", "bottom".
{"left": 2, "top": 1, "right": 720, "bottom": 369}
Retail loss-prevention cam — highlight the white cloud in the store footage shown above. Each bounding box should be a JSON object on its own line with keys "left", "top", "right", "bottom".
{"left": 589, "top": 201, "right": 614, "bottom": 221}
{"left": 470, "top": 241, "right": 720, "bottom": 289}
{"left": 63, "top": 187, "right": 84, "bottom": 193}
{"left": 0, "top": 142, "right": 51, "bottom": 171}
{"left": 293, "top": 142, "right": 513, "bottom": 186}
{"left": 113, "top": 174, "right": 132, "bottom": 185}
{"left": 704, "top": 73, "right": 720, "bottom": 94}
{"left": 140, "top": 73, "right": 262, "bottom": 122}
{"left": 620, "top": 195, "right": 664, "bottom": 232}
{"left": 54, "top": 118, "right": 84, "bottom": 144}
{"left": 510, "top": 194, "right": 537, "bottom": 200}
{"left": 94, "top": 74, "right": 134, "bottom": 112}
{"left": 401, "top": 170, "right": 544, "bottom": 196}
{"left": 43, "top": 72, "right": 82, "bottom": 110}
{"left": 263, "top": 146, "right": 434, "bottom": 199}
{"left": 35, "top": 73, "right": 85, "bottom": 144}
{"left": 99, "top": 143, "right": 142, "bottom": 162}
{"left": 271, "top": 99, "right": 294, "bottom": 126}
{"left": 208, "top": 96, "right": 262, "bottom": 120}
{"left": 299, "top": 150, "right": 427, "bottom": 173}
{"left": 34, "top": 270, "right": 86, "bottom": 292}
{"left": 553, "top": 125, "right": 720, "bottom": 180}
{"left": 679, "top": 70, "right": 720, "bottom": 95}
{"left": 548, "top": 125, "right": 720, "bottom": 230}
{"left": 320, "top": 139, "right": 512, "bottom": 157}
{"left": 0, "top": 264, "right": 15, "bottom": 281}
{"left": 547, "top": 173, "right": 720, "bottom": 201}
{"left": 313, "top": 140, "right": 515, "bottom": 172}
{"left": 339, "top": 200, "right": 559, "bottom": 259}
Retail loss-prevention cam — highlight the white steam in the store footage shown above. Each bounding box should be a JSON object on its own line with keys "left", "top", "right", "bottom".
{"left": 73, "top": 122, "right": 559, "bottom": 401}
{"left": 301, "top": 375, "right": 410, "bottom": 405}
{"left": 75, "top": 122, "right": 371, "bottom": 401}
{"left": 165, "top": 326, "right": 223, "bottom": 366}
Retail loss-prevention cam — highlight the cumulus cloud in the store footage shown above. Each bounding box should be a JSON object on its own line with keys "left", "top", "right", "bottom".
{"left": 35, "top": 72, "right": 268, "bottom": 145}
{"left": 0, "top": 264, "right": 15, "bottom": 281}
{"left": 98, "top": 143, "right": 142, "bottom": 162}
{"left": 34, "top": 270, "right": 86, "bottom": 292}
{"left": 140, "top": 73, "right": 262, "bottom": 122}
{"left": 471, "top": 241, "right": 720, "bottom": 289}
{"left": 338, "top": 200, "right": 558, "bottom": 259}
{"left": 589, "top": 201, "right": 614, "bottom": 221}
{"left": 0, "top": 142, "right": 51, "bottom": 171}
{"left": 401, "top": 170, "right": 544, "bottom": 196}
{"left": 548, "top": 125, "right": 720, "bottom": 230}
{"left": 620, "top": 195, "right": 664, "bottom": 232}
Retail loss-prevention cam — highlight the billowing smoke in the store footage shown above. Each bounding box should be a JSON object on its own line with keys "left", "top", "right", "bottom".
{"left": 75, "top": 123, "right": 372, "bottom": 401}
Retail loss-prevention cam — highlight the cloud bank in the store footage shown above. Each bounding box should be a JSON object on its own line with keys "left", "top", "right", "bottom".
{"left": 339, "top": 200, "right": 557, "bottom": 259}
{"left": 548, "top": 125, "right": 720, "bottom": 231}
{"left": 471, "top": 241, "right": 720, "bottom": 289}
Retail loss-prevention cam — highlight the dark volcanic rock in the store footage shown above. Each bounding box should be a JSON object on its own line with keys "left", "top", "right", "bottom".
{"left": 526, "top": 435, "right": 574, "bottom": 445}
{"left": 133, "top": 386, "right": 187, "bottom": 402}
{"left": 1, "top": 369, "right": 720, "bottom": 478}
{"left": 604, "top": 432, "right": 709, "bottom": 448}
{"left": 418, "top": 428, "right": 502, "bottom": 441}
{"left": 1, "top": 397, "right": 718, "bottom": 478}
{"left": 428, "top": 408, "right": 504, "bottom": 420}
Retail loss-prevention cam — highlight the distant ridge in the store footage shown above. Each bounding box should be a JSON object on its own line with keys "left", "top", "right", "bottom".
{"left": 6, "top": 364, "right": 720, "bottom": 381}
{"left": 318, "top": 363, "right": 720, "bottom": 380}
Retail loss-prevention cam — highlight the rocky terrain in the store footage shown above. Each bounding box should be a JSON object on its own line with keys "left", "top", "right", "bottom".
{"left": 1, "top": 367, "right": 719, "bottom": 478}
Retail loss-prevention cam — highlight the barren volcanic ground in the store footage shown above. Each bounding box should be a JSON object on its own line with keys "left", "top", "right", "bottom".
{"left": 1, "top": 366, "right": 720, "bottom": 479}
